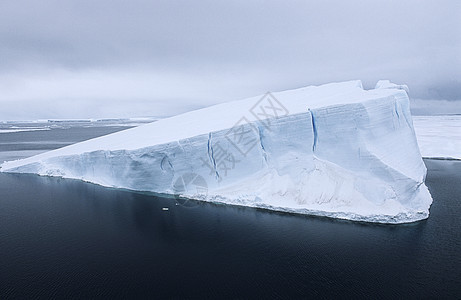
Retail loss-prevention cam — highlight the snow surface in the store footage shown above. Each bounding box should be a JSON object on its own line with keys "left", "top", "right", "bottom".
{"left": 414, "top": 115, "right": 461, "bottom": 160}
{"left": 1, "top": 80, "right": 433, "bottom": 223}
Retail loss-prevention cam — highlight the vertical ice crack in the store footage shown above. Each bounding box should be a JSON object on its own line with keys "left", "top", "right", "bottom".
{"left": 394, "top": 97, "right": 412, "bottom": 129}
{"left": 207, "top": 132, "right": 220, "bottom": 180}
{"left": 309, "top": 109, "right": 318, "bottom": 152}
{"left": 257, "top": 125, "right": 268, "bottom": 166}
{"left": 394, "top": 101, "right": 400, "bottom": 119}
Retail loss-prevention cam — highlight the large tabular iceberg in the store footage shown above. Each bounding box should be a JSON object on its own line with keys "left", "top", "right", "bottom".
{"left": 1, "top": 80, "right": 433, "bottom": 223}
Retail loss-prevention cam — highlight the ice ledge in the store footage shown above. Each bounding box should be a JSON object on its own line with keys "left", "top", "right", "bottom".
{"left": 202, "top": 199, "right": 430, "bottom": 224}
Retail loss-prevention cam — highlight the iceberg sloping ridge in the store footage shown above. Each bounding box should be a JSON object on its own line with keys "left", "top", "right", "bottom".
{"left": 0, "top": 80, "right": 433, "bottom": 223}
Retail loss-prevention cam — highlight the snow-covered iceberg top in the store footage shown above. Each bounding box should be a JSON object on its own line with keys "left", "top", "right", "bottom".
{"left": 1, "top": 80, "right": 433, "bottom": 224}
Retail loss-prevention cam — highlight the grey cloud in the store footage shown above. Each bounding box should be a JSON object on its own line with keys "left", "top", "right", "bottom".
{"left": 0, "top": 0, "right": 460, "bottom": 119}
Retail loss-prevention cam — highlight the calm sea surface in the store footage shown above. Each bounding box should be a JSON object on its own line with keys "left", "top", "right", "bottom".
{"left": 0, "top": 123, "right": 460, "bottom": 298}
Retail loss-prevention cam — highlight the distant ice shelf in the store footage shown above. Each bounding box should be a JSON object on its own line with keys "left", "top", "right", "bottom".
{"left": 1, "top": 80, "right": 433, "bottom": 224}
{"left": 413, "top": 115, "right": 461, "bottom": 161}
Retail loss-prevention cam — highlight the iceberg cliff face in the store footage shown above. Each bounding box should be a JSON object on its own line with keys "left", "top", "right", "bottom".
{"left": 1, "top": 80, "right": 432, "bottom": 223}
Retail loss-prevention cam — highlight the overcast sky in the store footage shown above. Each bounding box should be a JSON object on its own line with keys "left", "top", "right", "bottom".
{"left": 0, "top": 0, "right": 460, "bottom": 120}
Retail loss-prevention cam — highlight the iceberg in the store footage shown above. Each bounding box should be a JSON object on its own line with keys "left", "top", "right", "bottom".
{"left": 0, "top": 80, "right": 433, "bottom": 223}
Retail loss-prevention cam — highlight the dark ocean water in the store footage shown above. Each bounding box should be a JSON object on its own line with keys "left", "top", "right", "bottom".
{"left": 0, "top": 124, "right": 460, "bottom": 298}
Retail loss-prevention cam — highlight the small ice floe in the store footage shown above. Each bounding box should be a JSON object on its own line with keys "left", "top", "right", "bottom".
{"left": 162, "top": 207, "right": 169, "bottom": 211}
